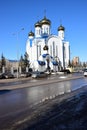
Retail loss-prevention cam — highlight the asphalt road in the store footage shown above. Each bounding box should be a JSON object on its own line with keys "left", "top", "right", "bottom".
{"left": 0, "top": 73, "right": 87, "bottom": 130}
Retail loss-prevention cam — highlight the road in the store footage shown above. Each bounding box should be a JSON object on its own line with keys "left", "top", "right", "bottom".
{"left": 0, "top": 73, "right": 87, "bottom": 129}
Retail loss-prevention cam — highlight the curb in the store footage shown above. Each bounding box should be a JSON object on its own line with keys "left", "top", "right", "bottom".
{"left": 0, "top": 75, "right": 84, "bottom": 91}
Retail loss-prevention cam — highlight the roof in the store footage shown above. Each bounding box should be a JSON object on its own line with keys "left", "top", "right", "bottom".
{"left": 40, "top": 16, "right": 51, "bottom": 25}
{"left": 35, "top": 21, "right": 41, "bottom": 27}
{"left": 58, "top": 25, "right": 65, "bottom": 31}
{"left": 43, "top": 45, "right": 49, "bottom": 50}
{"left": 28, "top": 31, "right": 34, "bottom": 37}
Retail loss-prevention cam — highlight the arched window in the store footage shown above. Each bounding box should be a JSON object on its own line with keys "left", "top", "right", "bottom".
{"left": 47, "top": 27, "right": 48, "bottom": 34}
{"left": 39, "top": 45, "right": 41, "bottom": 55}
{"left": 56, "top": 45, "right": 58, "bottom": 56}
{"left": 53, "top": 41, "right": 55, "bottom": 57}
{"left": 50, "top": 45, "right": 52, "bottom": 55}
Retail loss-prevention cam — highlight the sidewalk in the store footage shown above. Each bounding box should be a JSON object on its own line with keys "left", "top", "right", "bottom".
{"left": 0, "top": 75, "right": 83, "bottom": 91}
{"left": 0, "top": 76, "right": 32, "bottom": 83}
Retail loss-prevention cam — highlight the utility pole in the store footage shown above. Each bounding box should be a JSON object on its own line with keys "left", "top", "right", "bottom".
{"left": 13, "top": 28, "right": 24, "bottom": 78}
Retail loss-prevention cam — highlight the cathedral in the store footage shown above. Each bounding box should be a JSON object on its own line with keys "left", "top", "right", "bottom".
{"left": 26, "top": 16, "right": 70, "bottom": 72}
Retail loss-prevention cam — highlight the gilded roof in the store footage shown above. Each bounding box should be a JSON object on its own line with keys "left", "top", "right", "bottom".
{"left": 43, "top": 45, "right": 49, "bottom": 50}
{"left": 28, "top": 31, "right": 34, "bottom": 36}
{"left": 40, "top": 16, "right": 51, "bottom": 25}
{"left": 35, "top": 21, "right": 41, "bottom": 27}
{"left": 58, "top": 25, "right": 65, "bottom": 31}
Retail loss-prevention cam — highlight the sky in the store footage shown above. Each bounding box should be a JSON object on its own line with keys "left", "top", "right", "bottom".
{"left": 0, "top": 0, "right": 87, "bottom": 62}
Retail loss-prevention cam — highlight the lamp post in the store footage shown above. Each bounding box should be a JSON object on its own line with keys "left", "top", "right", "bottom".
{"left": 13, "top": 28, "right": 24, "bottom": 78}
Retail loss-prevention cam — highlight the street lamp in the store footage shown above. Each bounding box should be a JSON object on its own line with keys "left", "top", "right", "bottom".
{"left": 13, "top": 28, "right": 24, "bottom": 78}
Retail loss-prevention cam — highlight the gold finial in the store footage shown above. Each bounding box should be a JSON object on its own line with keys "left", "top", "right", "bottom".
{"left": 37, "top": 15, "right": 39, "bottom": 21}
{"left": 60, "top": 19, "right": 62, "bottom": 25}
{"left": 44, "top": 9, "right": 46, "bottom": 18}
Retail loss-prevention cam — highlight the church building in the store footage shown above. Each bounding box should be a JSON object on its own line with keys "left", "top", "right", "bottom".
{"left": 26, "top": 16, "right": 70, "bottom": 72}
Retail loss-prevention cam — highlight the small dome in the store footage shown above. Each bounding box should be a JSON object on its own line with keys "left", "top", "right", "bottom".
{"left": 35, "top": 21, "right": 41, "bottom": 27}
{"left": 28, "top": 31, "right": 34, "bottom": 37}
{"left": 43, "top": 45, "right": 49, "bottom": 50}
{"left": 58, "top": 25, "right": 65, "bottom": 31}
{"left": 40, "top": 16, "right": 51, "bottom": 25}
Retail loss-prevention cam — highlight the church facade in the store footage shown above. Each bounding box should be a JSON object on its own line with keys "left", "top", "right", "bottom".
{"left": 26, "top": 16, "right": 70, "bottom": 72}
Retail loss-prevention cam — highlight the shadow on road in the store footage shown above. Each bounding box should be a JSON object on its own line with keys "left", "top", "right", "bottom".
{"left": 0, "top": 90, "right": 11, "bottom": 95}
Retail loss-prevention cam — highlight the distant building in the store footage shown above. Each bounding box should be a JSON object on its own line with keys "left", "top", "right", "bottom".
{"left": 0, "top": 59, "right": 18, "bottom": 73}
{"left": 26, "top": 16, "right": 70, "bottom": 72}
{"left": 72, "top": 57, "right": 79, "bottom": 66}
{"left": 8, "top": 60, "right": 18, "bottom": 69}
{"left": 5, "top": 59, "right": 18, "bottom": 71}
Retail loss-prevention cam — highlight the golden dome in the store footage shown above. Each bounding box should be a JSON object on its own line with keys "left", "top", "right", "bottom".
{"left": 43, "top": 45, "right": 49, "bottom": 50}
{"left": 40, "top": 16, "right": 51, "bottom": 25}
{"left": 58, "top": 25, "right": 65, "bottom": 31}
{"left": 28, "top": 31, "right": 34, "bottom": 37}
{"left": 35, "top": 21, "right": 41, "bottom": 27}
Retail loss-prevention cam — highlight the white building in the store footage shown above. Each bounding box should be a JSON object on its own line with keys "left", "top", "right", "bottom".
{"left": 26, "top": 16, "right": 70, "bottom": 72}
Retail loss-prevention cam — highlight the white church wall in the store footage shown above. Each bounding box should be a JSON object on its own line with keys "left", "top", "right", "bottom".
{"left": 59, "top": 43, "right": 64, "bottom": 67}
{"left": 64, "top": 42, "right": 70, "bottom": 67}
{"left": 47, "top": 36, "right": 64, "bottom": 67}
{"left": 29, "top": 48, "right": 32, "bottom": 61}
{"left": 33, "top": 61, "right": 46, "bottom": 72}
{"left": 58, "top": 30, "right": 64, "bottom": 40}
{"left": 32, "top": 45, "right": 37, "bottom": 61}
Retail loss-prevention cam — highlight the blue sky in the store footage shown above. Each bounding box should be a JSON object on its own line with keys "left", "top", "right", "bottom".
{"left": 0, "top": 0, "right": 87, "bottom": 62}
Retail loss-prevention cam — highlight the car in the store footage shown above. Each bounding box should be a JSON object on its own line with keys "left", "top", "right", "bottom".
{"left": 60, "top": 69, "right": 71, "bottom": 74}
{"left": 84, "top": 69, "right": 87, "bottom": 77}
{"left": 18, "top": 73, "right": 26, "bottom": 78}
{"left": 0, "top": 72, "right": 15, "bottom": 79}
{"left": 19, "top": 72, "right": 32, "bottom": 78}
{"left": 32, "top": 71, "right": 47, "bottom": 78}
